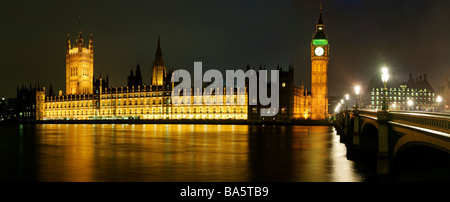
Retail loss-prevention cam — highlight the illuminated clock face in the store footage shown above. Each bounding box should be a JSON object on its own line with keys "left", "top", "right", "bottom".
{"left": 315, "top": 47, "right": 324, "bottom": 56}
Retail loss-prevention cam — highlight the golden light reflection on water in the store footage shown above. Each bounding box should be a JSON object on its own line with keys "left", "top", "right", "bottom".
{"left": 36, "top": 124, "right": 250, "bottom": 182}
{"left": 34, "top": 124, "right": 364, "bottom": 182}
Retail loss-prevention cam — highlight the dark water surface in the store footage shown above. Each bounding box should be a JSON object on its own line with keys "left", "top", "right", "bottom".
{"left": 0, "top": 124, "right": 371, "bottom": 182}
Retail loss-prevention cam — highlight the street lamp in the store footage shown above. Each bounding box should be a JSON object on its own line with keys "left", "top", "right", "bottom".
{"left": 436, "top": 96, "right": 443, "bottom": 111}
{"left": 345, "top": 94, "right": 350, "bottom": 110}
{"left": 335, "top": 102, "right": 342, "bottom": 113}
{"left": 381, "top": 67, "right": 389, "bottom": 110}
{"left": 354, "top": 85, "right": 360, "bottom": 109}
{"left": 407, "top": 100, "right": 414, "bottom": 111}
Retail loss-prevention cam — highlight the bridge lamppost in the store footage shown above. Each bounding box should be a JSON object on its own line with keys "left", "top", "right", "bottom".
{"left": 335, "top": 103, "right": 341, "bottom": 113}
{"left": 345, "top": 94, "right": 349, "bottom": 110}
{"left": 407, "top": 99, "right": 414, "bottom": 111}
{"left": 354, "top": 85, "right": 360, "bottom": 110}
{"left": 435, "top": 96, "right": 443, "bottom": 111}
{"left": 381, "top": 67, "right": 389, "bottom": 111}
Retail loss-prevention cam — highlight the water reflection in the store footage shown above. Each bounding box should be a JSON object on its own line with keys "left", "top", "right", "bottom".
{"left": 36, "top": 124, "right": 251, "bottom": 182}
{"left": 0, "top": 124, "right": 37, "bottom": 181}
{"left": 1, "top": 124, "right": 365, "bottom": 182}
{"left": 247, "top": 125, "right": 363, "bottom": 182}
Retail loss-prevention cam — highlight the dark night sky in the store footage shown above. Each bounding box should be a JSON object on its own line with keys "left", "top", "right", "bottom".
{"left": 1, "top": 0, "right": 449, "bottom": 98}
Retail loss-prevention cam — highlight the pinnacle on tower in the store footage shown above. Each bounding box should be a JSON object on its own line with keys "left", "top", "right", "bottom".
{"left": 313, "top": 4, "right": 327, "bottom": 40}
{"left": 317, "top": 3, "right": 324, "bottom": 25}
{"left": 157, "top": 35, "right": 161, "bottom": 50}
{"left": 136, "top": 63, "right": 141, "bottom": 76}
{"left": 76, "top": 16, "right": 84, "bottom": 47}
{"left": 89, "top": 33, "right": 94, "bottom": 51}
{"left": 78, "top": 15, "right": 82, "bottom": 35}
{"left": 154, "top": 36, "right": 164, "bottom": 66}
{"left": 66, "top": 34, "right": 71, "bottom": 50}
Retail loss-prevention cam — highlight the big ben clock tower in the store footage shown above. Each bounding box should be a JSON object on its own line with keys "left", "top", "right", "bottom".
{"left": 311, "top": 5, "right": 329, "bottom": 120}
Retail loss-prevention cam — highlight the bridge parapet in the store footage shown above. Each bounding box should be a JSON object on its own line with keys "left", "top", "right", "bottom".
{"left": 390, "top": 112, "right": 450, "bottom": 135}
{"left": 358, "top": 109, "right": 378, "bottom": 120}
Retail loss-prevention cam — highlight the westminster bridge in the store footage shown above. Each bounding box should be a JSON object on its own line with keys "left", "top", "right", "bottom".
{"left": 334, "top": 109, "right": 450, "bottom": 181}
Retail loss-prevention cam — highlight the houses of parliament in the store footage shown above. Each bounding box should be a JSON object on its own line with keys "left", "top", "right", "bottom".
{"left": 34, "top": 7, "right": 329, "bottom": 122}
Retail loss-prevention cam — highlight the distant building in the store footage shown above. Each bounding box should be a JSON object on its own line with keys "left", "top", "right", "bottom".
{"left": 0, "top": 96, "right": 16, "bottom": 121}
{"left": 17, "top": 85, "right": 38, "bottom": 122}
{"left": 364, "top": 73, "right": 435, "bottom": 111}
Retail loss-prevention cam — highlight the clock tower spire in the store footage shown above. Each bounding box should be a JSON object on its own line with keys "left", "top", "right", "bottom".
{"left": 310, "top": 4, "right": 329, "bottom": 120}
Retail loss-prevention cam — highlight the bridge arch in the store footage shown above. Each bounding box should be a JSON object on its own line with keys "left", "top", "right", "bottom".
{"left": 360, "top": 120, "right": 378, "bottom": 158}
{"left": 360, "top": 119, "right": 378, "bottom": 131}
{"left": 393, "top": 131, "right": 450, "bottom": 157}
{"left": 393, "top": 141, "right": 450, "bottom": 181}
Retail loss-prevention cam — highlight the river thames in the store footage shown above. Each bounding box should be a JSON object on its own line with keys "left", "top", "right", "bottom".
{"left": 0, "top": 124, "right": 375, "bottom": 182}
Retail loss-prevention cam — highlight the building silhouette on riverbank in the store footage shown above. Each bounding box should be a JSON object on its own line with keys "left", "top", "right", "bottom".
{"left": 8, "top": 5, "right": 330, "bottom": 123}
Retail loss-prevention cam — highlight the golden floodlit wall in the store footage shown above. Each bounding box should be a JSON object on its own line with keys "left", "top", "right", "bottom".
{"left": 36, "top": 87, "right": 248, "bottom": 120}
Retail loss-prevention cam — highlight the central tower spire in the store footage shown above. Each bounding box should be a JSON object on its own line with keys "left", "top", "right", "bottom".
{"left": 313, "top": 5, "right": 327, "bottom": 40}
{"left": 154, "top": 35, "right": 164, "bottom": 67}
{"left": 78, "top": 15, "right": 82, "bottom": 35}
{"left": 152, "top": 36, "right": 167, "bottom": 85}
